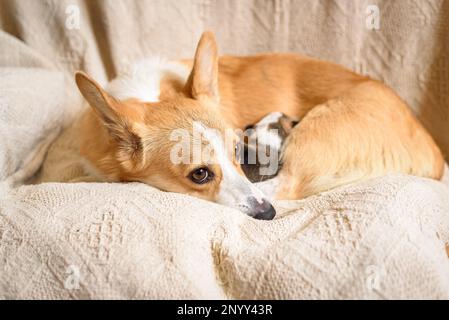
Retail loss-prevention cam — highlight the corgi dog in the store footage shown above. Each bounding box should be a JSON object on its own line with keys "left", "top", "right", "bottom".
{"left": 75, "top": 31, "right": 444, "bottom": 220}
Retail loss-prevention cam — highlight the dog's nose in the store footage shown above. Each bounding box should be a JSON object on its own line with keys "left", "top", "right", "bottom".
{"left": 254, "top": 203, "right": 276, "bottom": 220}
{"left": 248, "top": 197, "right": 276, "bottom": 220}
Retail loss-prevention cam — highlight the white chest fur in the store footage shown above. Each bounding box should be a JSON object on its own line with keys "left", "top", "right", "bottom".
{"left": 106, "top": 57, "right": 189, "bottom": 103}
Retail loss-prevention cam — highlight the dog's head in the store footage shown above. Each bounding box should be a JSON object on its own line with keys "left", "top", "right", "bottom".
{"left": 75, "top": 32, "right": 276, "bottom": 220}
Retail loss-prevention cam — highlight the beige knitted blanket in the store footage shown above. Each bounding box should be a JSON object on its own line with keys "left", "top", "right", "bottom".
{"left": 1, "top": 0, "right": 449, "bottom": 299}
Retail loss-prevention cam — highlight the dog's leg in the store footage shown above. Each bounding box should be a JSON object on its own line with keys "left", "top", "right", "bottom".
{"left": 276, "top": 80, "right": 444, "bottom": 200}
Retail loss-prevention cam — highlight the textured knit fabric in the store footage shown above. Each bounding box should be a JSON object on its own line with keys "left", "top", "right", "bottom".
{"left": 1, "top": 175, "right": 449, "bottom": 299}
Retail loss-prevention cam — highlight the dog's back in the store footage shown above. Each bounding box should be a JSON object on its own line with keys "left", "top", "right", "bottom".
{"left": 209, "top": 50, "right": 444, "bottom": 199}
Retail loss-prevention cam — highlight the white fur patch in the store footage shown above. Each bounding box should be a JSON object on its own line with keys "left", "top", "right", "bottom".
{"left": 256, "top": 130, "right": 282, "bottom": 150}
{"left": 257, "top": 112, "right": 283, "bottom": 126}
{"left": 106, "top": 57, "right": 189, "bottom": 102}
{"left": 251, "top": 112, "right": 283, "bottom": 150}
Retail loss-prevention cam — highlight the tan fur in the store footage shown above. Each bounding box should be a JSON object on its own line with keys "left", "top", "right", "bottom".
{"left": 76, "top": 31, "right": 444, "bottom": 202}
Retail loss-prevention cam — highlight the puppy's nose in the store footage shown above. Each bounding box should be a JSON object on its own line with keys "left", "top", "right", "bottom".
{"left": 248, "top": 197, "right": 276, "bottom": 220}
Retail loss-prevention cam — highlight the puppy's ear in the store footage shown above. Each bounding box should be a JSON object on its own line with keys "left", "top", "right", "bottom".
{"left": 75, "top": 71, "right": 144, "bottom": 167}
{"left": 184, "top": 31, "right": 219, "bottom": 104}
{"left": 75, "top": 71, "right": 121, "bottom": 125}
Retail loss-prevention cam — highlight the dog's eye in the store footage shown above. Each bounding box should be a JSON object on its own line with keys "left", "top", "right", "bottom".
{"left": 189, "top": 167, "right": 213, "bottom": 184}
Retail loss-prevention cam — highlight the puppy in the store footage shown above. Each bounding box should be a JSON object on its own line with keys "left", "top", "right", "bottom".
{"left": 75, "top": 31, "right": 444, "bottom": 220}
{"left": 242, "top": 112, "right": 298, "bottom": 183}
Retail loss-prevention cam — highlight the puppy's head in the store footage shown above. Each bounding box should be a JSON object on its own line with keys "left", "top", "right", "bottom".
{"left": 242, "top": 112, "right": 299, "bottom": 182}
{"left": 75, "top": 32, "right": 275, "bottom": 220}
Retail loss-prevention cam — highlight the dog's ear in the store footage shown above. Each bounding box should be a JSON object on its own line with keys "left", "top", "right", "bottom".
{"left": 184, "top": 31, "right": 219, "bottom": 104}
{"left": 75, "top": 71, "right": 122, "bottom": 125}
{"left": 75, "top": 71, "right": 144, "bottom": 166}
